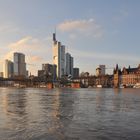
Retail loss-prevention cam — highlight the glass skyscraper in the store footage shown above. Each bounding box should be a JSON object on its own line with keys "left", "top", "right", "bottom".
{"left": 14, "top": 52, "right": 26, "bottom": 77}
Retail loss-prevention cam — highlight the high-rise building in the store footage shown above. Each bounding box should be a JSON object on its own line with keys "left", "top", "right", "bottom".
{"left": 65, "top": 53, "right": 70, "bottom": 76}
{"left": 65, "top": 53, "right": 74, "bottom": 77}
{"left": 42, "top": 63, "right": 57, "bottom": 79}
{"left": 70, "top": 56, "right": 73, "bottom": 77}
{"left": 99, "top": 65, "right": 106, "bottom": 75}
{"left": 96, "top": 67, "right": 101, "bottom": 76}
{"left": 73, "top": 68, "right": 79, "bottom": 78}
{"left": 52, "top": 33, "right": 65, "bottom": 78}
{"left": 38, "top": 63, "right": 57, "bottom": 81}
{"left": 14, "top": 52, "right": 26, "bottom": 77}
{"left": 3, "top": 59, "right": 14, "bottom": 78}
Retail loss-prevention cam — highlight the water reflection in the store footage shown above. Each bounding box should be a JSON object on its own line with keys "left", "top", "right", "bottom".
{"left": 0, "top": 89, "right": 28, "bottom": 140}
{"left": 37, "top": 88, "right": 76, "bottom": 139}
{"left": 37, "top": 89, "right": 63, "bottom": 139}
{"left": 0, "top": 88, "right": 140, "bottom": 140}
{"left": 4, "top": 89, "right": 27, "bottom": 116}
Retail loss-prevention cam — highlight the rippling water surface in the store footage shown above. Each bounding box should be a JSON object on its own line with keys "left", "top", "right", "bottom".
{"left": 0, "top": 88, "right": 140, "bottom": 140}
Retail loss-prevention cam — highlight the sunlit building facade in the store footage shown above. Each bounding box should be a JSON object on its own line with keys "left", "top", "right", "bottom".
{"left": 52, "top": 33, "right": 65, "bottom": 78}
{"left": 121, "top": 65, "right": 140, "bottom": 86}
{"left": 113, "top": 64, "right": 121, "bottom": 88}
{"left": 96, "top": 67, "right": 101, "bottom": 76}
{"left": 113, "top": 64, "right": 140, "bottom": 87}
{"left": 3, "top": 59, "right": 14, "bottom": 78}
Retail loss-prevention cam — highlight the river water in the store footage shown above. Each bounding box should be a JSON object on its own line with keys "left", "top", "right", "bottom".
{"left": 0, "top": 88, "right": 140, "bottom": 140}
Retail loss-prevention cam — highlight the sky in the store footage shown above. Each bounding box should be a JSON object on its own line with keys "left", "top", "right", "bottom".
{"left": 0, "top": 0, "right": 140, "bottom": 75}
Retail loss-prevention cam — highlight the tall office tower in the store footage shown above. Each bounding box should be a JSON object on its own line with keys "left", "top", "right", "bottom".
{"left": 99, "top": 65, "right": 106, "bottom": 75}
{"left": 70, "top": 56, "right": 74, "bottom": 77}
{"left": 42, "top": 63, "right": 57, "bottom": 79}
{"left": 52, "top": 33, "right": 65, "bottom": 78}
{"left": 65, "top": 53, "right": 74, "bottom": 77}
{"left": 14, "top": 52, "right": 26, "bottom": 77}
{"left": 42, "top": 63, "right": 53, "bottom": 71}
{"left": 3, "top": 59, "right": 14, "bottom": 78}
{"left": 73, "top": 68, "right": 79, "bottom": 78}
{"left": 65, "top": 53, "right": 70, "bottom": 76}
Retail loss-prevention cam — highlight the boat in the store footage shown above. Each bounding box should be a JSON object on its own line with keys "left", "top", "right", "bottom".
{"left": 133, "top": 83, "right": 140, "bottom": 88}
{"left": 14, "top": 83, "right": 26, "bottom": 88}
{"left": 119, "top": 84, "right": 125, "bottom": 88}
{"left": 97, "top": 85, "right": 102, "bottom": 88}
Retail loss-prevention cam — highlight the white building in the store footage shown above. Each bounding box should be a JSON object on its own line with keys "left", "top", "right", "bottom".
{"left": 65, "top": 53, "right": 73, "bottom": 77}
{"left": 14, "top": 52, "right": 26, "bottom": 77}
{"left": 96, "top": 67, "right": 101, "bottom": 77}
{"left": 3, "top": 59, "right": 14, "bottom": 78}
{"left": 52, "top": 33, "right": 65, "bottom": 78}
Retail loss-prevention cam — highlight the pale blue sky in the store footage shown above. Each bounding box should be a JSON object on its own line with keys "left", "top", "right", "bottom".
{"left": 0, "top": 0, "right": 140, "bottom": 75}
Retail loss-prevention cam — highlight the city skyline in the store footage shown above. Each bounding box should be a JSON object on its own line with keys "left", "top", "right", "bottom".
{"left": 0, "top": 0, "right": 140, "bottom": 75}
{"left": 3, "top": 52, "right": 27, "bottom": 78}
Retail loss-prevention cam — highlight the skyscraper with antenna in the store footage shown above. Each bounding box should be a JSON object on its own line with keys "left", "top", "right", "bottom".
{"left": 52, "top": 32, "right": 65, "bottom": 78}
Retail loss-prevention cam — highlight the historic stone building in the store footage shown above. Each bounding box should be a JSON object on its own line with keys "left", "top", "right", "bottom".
{"left": 113, "top": 64, "right": 140, "bottom": 88}
{"left": 121, "top": 65, "right": 140, "bottom": 86}
{"left": 113, "top": 64, "right": 121, "bottom": 88}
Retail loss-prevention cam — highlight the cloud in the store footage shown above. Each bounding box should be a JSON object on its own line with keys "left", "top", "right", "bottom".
{"left": 2, "top": 36, "right": 52, "bottom": 75}
{"left": 57, "top": 19, "right": 103, "bottom": 38}
{"left": 3, "top": 51, "right": 15, "bottom": 60}
{"left": 9, "top": 36, "right": 32, "bottom": 49}
{"left": 8, "top": 36, "right": 42, "bottom": 52}
{"left": 28, "top": 56, "right": 43, "bottom": 62}
{"left": 7, "top": 36, "right": 52, "bottom": 56}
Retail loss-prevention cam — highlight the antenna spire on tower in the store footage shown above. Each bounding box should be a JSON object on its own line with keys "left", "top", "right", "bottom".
{"left": 53, "top": 27, "right": 57, "bottom": 42}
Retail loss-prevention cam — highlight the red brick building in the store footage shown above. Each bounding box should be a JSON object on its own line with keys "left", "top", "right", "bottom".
{"left": 113, "top": 64, "right": 140, "bottom": 88}
{"left": 121, "top": 65, "right": 140, "bottom": 86}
